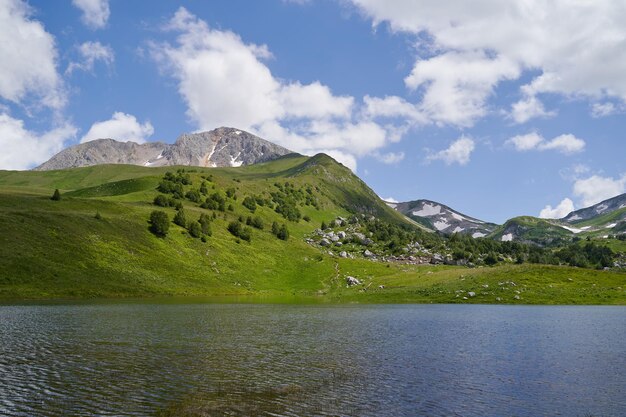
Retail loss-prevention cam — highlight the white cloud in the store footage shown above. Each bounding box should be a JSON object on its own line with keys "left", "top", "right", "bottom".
{"left": 150, "top": 7, "right": 400, "bottom": 171}
{"left": 72, "top": 0, "right": 110, "bottom": 29}
{"left": 348, "top": 0, "right": 626, "bottom": 123}
{"left": 381, "top": 196, "right": 399, "bottom": 203}
{"left": 428, "top": 136, "right": 475, "bottom": 166}
{"left": 375, "top": 151, "right": 405, "bottom": 164}
{"left": 0, "top": 113, "right": 77, "bottom": 170}
{"left": 81, "top": 112, "right": 154, "bottom": 143}
{"left": 507, "top": 132, "right": 543, "bottom": 151}
{"left": 507, "top": 133, "right": 585, "bottom": 154}
{"left": 573, "top": 174, "right": 626, "bottom": 207}
{"left": 510, "top": 96, "right": 556, "bottom": 124}
{"left": 539, "top": 134, "right": 585, "bottom": 154}
{"left": 405, "top": 51, "right": 519, "bottom": 126}
{"left": 0, "top": 0, "right": 65, "bottom": 109}
{"left": 66, "top": 41, "right": 114, "bottom": 75}
{"left": 591, "top": 102, "right": 620, "bottom": 118}
{"left": 539, "top": 198, "right": 575, "bottom": 219}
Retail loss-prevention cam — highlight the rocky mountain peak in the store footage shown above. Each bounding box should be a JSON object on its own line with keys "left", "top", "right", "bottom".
{"left": 35, "top": 127, "right": 293, "bottom": 171}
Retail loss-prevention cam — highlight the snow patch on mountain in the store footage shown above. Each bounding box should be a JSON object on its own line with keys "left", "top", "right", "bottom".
{"left": 412, "top": 203, "right": 442, "bottom": 217}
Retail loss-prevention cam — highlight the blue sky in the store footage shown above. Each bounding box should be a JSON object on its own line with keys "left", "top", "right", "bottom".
{"left": 1, "top": 0, "right": 625, "bottom": 223}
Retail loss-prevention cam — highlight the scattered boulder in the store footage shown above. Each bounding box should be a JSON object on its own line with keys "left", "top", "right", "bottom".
{"left": 319, "top": 238, "right": 331, "bottom": 247}
{"left": 337, "top": 231, "right": 346, "bottom": 239}
{"left": 339, "top": 251, "right": 348, "bottom": 258}
{"left": 361, "top": 238, "right": 374, "bottom": 246}
{"left": 363, "top": 249, "right": 374, "bottom": 258}
{"left": 514, "top": 295, "right": 521, "bottom": 300}
{"left": 346, "top": 276, "right": 361, "bottom": 286}
{"left": 467, "top": 291, "right": 476, "bottom": 297}
{"left": 378, "top": 285, "right": 385, "bottom": 289}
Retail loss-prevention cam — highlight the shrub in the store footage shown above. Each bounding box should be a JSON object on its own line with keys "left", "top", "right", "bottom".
{"left": 94, "top": 211, "right": 102, "bottom": 220}
{"left": 149, "top": 211, "right": 169, "bottom": 237}
{"left": 185, "top": 189, "right": 201, "bottom": 203}
{"left": 227, "top": 221, "right": 251, "bottom": 241}
{"left": 51, "top": 189, "right": 61, "bottom": 201}
{"left": 198, "top": 214, "right": 212, "bottom": 236}
{"left": 153, "top": 194, "right": 169, "bottom": 207}
{"left": 249, "top": 216, "right": 264, "bottom": 230}
{"left": 173, "top": 209, "right": 187, "bottom": 227}
{"left": 187, "top": 221, "right": 202, "bottom": 238}
{"left": 277, "top": 224, "right": 289, "bottom": 241}
{"left": 242, "top": 196, "right": 257, "bottom": 212}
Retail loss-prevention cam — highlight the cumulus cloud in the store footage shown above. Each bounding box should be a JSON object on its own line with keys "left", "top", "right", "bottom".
{"left": 81, "top": 112, "right": 154, "bottom": 143}
{"left": 405, "top": 51, "right": 519, "bottom": 126}
{"left": 66, "top": 41, "right": 114, "bottom": 75}
{"left": 0, "top": 113, "right": 77, "bottom": 170}
{"left": 427, "top": 136, "right": 475, "bottom": 166}
{"left": 0, "top": 0, "right": 65, "bottom": 109}
{"left": 510, "top": 96, "right": 556, "bottom": 124}
{"left": 573, "top": 174, "right": 626, "bottom": 207}
{"left": 375, "top": 151, "right": 405, "bottom": 164}
{"left": 347, "top": 0, "right": 626, "bottom": 123}
{"left": 381, "top": 196, "right": 399, "bottom": 203}
{"left": 150, "top": 7, "right": 401, "bottom": 172}
{"left": 539, "top": 198, "right": 575, "bottom": 219}
{"left": 507, "top": 133, "right": 585, "bottom": 154}
{"left": 72, "top": 0, "right": 110, "bottom": 29}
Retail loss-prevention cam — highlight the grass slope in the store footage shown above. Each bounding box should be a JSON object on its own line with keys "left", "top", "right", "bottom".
{"left": 0, "top": 157, "right": 624, "bottom": 304}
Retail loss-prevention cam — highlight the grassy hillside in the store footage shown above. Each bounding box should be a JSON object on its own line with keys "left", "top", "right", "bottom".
{"left": 0, "top": 156, "right": 624, "bottom": 304}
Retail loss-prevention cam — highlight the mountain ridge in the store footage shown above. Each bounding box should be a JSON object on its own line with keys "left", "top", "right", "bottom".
{"left": 35, "top": 127, "right": 293, "bottom": 171}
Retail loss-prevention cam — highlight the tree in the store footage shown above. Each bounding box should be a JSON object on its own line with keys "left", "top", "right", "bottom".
{"left": 51, "top": 189, "right": 61, "bottom": 201}
{"left": 173, "top": 209, "right": 187, "bottom": 227}
{"left": 242, "top": 196, "right": 257, "bottom": 212}
{"left": 277, "top": 224, "right": 289, "bottom": 241}
{"left": 149, "top": 211, "right": 169, "bottom": 237}
{"left": 187, "top": 221, "right": 202, "bottom": 238}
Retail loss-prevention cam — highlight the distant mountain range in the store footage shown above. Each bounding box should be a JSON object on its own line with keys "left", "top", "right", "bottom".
{"left": 35, "top": 127, "right": 293, "bottom": 171}
{"left": 388, "top": 194, "right": 626, "bottom": 245}
{"left": 35, "top": 126, "right": 626, "bottom": 245}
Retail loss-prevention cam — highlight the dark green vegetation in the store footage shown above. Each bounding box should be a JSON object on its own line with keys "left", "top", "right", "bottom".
{"left": 0, "top": 154, "right": 624, "bottom": 303}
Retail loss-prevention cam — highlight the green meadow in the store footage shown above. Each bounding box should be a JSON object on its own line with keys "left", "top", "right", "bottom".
{"left": 0, "top": 155, "right": 624, "bottom": 304}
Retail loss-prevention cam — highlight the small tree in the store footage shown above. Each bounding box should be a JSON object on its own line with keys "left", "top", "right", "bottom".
{"left": 149, "top": 210, "right": 169, "bottom": 237}
{"left": 187, "top": 221, "right": 202, "bottom": 238}
{"left": 173, "top": 209, "right": 187, "bottom": 227}
{"left": 51, "top": 189, "right": 61, "bottom": 201}
{"left": 277, "top": 224, "right": 289, "bottom": 241}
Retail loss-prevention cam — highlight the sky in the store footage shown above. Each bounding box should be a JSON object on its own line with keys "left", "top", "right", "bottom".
{"left": 1, "top": 0, "right": 625, "bottom": 223}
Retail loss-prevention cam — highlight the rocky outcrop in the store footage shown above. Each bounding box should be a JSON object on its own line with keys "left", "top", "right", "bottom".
{"left": 35, "top": 127, "right": 293, "bottom": 171}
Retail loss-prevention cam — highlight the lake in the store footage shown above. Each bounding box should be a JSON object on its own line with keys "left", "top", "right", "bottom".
{"left": 0, "top": 303, "right": 624, "bottom": 416}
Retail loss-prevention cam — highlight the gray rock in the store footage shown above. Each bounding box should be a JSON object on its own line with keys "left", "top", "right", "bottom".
{"left": 319, "top": 238, "right": 331, "bottom": 247}
{"left": 467, "top": 291, "right": 476, "bottom": 297}
{"left": 346, "top": 276, "right": 361, "bottom": 286}
{"left": 363, "top": 249, "right": 374, "bottom": 258}
{"left": 339, "top": 251, "right": 348, "bottom": 258}
{"left": 337, "top": 231, "right": 346, "bottom": 239}
{"left": 361, "top": 238, "right": 374, "bottom": 246}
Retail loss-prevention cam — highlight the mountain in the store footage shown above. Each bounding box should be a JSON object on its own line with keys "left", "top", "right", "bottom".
{"left": 388, "top": 199, "right": 497, "bottom": 237}
{"left": 35, "top": 127, "right": 293, "bottom": 171}
{"left": 562, "top": 193, "right": 626, "bottom": 225}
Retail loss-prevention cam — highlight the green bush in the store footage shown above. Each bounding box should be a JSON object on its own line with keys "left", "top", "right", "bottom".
{"left": 173, "top": 209, "right": 187, "bottom": 227}
{"left": 187, "top": 221, "right": 202, "bottom": 238}
{"left": 149, "top": 211, "right": 169, "bottom": 237}
{"left": 51, "top": 189, "right": 61, "bottom": 201}
{"left": 227, "top": 221, "right": 251, "bottom": 241}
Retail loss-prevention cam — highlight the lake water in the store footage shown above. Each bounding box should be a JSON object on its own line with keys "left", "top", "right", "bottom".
{"left": 0, "top": 303, "right": 624, "bottom": 416}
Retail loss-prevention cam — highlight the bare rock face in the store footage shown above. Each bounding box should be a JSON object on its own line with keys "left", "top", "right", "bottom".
{"left": 35, "top": 127, "right": 293, "bottom": 171}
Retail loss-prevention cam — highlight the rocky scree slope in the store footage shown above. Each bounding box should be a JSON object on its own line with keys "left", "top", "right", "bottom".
{"left": 35, "top": 127, "right": 293, "bottom": 171}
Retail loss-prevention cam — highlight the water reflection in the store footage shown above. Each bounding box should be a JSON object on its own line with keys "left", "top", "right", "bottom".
{"left": 0, "top": 304, "right": 624, "bottom": 416}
